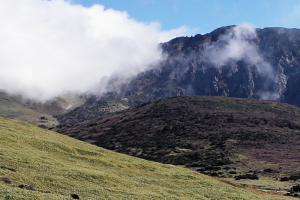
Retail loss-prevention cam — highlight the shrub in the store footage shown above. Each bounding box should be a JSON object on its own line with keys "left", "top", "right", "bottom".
{"left": 280, "top": 177, "right": 289, "bottom": 181}
{"left": 289, "top": 175, "right": 300, "bottom": 181}
{"left": 187, "top": 162, "right": 201, "bottom": 167}
{"left": 291, "top": 184, "right": 300, "bottom": 192}
{"left": 210, "top": 172, "right": 219, "bottom": 177}
{"left": 263, "top": 168, "right": 274, "bottom": 173}
{"left": 204, "top": 166, "right": 221, "bottom": 171}
{"left": 234, "top": 174, "right": 259, "bottom": 180}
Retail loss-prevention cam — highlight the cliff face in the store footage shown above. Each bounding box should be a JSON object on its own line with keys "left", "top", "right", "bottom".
{"left": 56, "top": 26, "right": 300, "bottom": 125}
{"left": 125, "top": 26, "right": 300, "bottom": 104}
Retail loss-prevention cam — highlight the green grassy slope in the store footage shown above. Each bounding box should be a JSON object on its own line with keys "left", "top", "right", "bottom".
{"left": 0, "top": 117, "right": 293, "bottom": 200}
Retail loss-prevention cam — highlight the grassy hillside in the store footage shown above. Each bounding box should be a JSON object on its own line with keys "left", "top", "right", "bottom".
{"left": 0, "top": 91, "right": 85, "bottom": 128}
{"left": 0, "top": 117, "right": 293, "bottom": 199}
{"left": 55, "top": 95, "right": 300, "bottom": 191}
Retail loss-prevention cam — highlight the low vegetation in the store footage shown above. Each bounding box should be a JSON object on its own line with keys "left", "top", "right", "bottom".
{"left": 55, "top": 96, "right": 300, "bottom": 191}
{"left": 0, "top": 117, "right": 293, "bottom": 199}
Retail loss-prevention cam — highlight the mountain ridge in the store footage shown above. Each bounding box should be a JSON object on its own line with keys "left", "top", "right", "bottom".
{"left": 55, "top": 25, "right": 300, "bottom": 125}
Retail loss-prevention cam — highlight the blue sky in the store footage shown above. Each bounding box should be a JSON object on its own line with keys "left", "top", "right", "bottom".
{"left": 71, "top": 0, "right": 300, "bottom": 35}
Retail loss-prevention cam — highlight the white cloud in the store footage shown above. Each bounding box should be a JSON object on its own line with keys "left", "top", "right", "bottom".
{"left": 0, "top": 0, "right": 187, "bottom": 101}
{"left": 205, "top": 24, "right": 273, "bottom": 77}
{"left": 204, "top": 24, "right": 278, "bottom": 100}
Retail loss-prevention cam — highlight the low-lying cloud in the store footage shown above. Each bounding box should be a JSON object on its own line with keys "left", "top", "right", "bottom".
{"left": 205, "top": 24, "right": 273, "bottom": 77}
{"left": 0, "top": 0, "right": 187, "bottom": 101}
{"left": 204, "top": 24, "right": 278, "bottom": 100}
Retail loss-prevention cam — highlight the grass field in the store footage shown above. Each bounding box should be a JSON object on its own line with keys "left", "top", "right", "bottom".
{"left": 0, "top": 117, "right": 295, "bottom": 199}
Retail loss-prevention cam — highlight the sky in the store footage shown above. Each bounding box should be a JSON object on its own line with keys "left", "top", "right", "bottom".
{"left": 71, "top": 0, "right": 300, "bottom": 35}
{"left": 1, "top": 0, "right": 300, "bottom": 102}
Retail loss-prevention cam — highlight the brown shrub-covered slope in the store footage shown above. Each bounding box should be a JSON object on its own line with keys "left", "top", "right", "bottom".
{"left": 55, "top": 96, "right": 300, "bottom": 179}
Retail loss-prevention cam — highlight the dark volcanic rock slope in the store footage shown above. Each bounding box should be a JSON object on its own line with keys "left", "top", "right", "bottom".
{"left": 57, "top": 26, "right": 300, "bottom": 125}
{"left": 55, "top": 96, "right": 300, "bottom": 177}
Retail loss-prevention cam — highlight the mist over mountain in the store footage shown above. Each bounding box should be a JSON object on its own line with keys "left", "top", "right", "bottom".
{"left": 56, "top": 25, "right": 300, "bottom": 125}
{"left": 0, "top": 0, "right": 186, "bottom": 101}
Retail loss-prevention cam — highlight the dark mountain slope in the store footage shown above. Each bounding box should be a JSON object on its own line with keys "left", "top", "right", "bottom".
{"left": 56, "top": 26, "right": 300, "bottom": 125}
{"left": 55, "top": 96, "right": 300, "bottom": 179}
